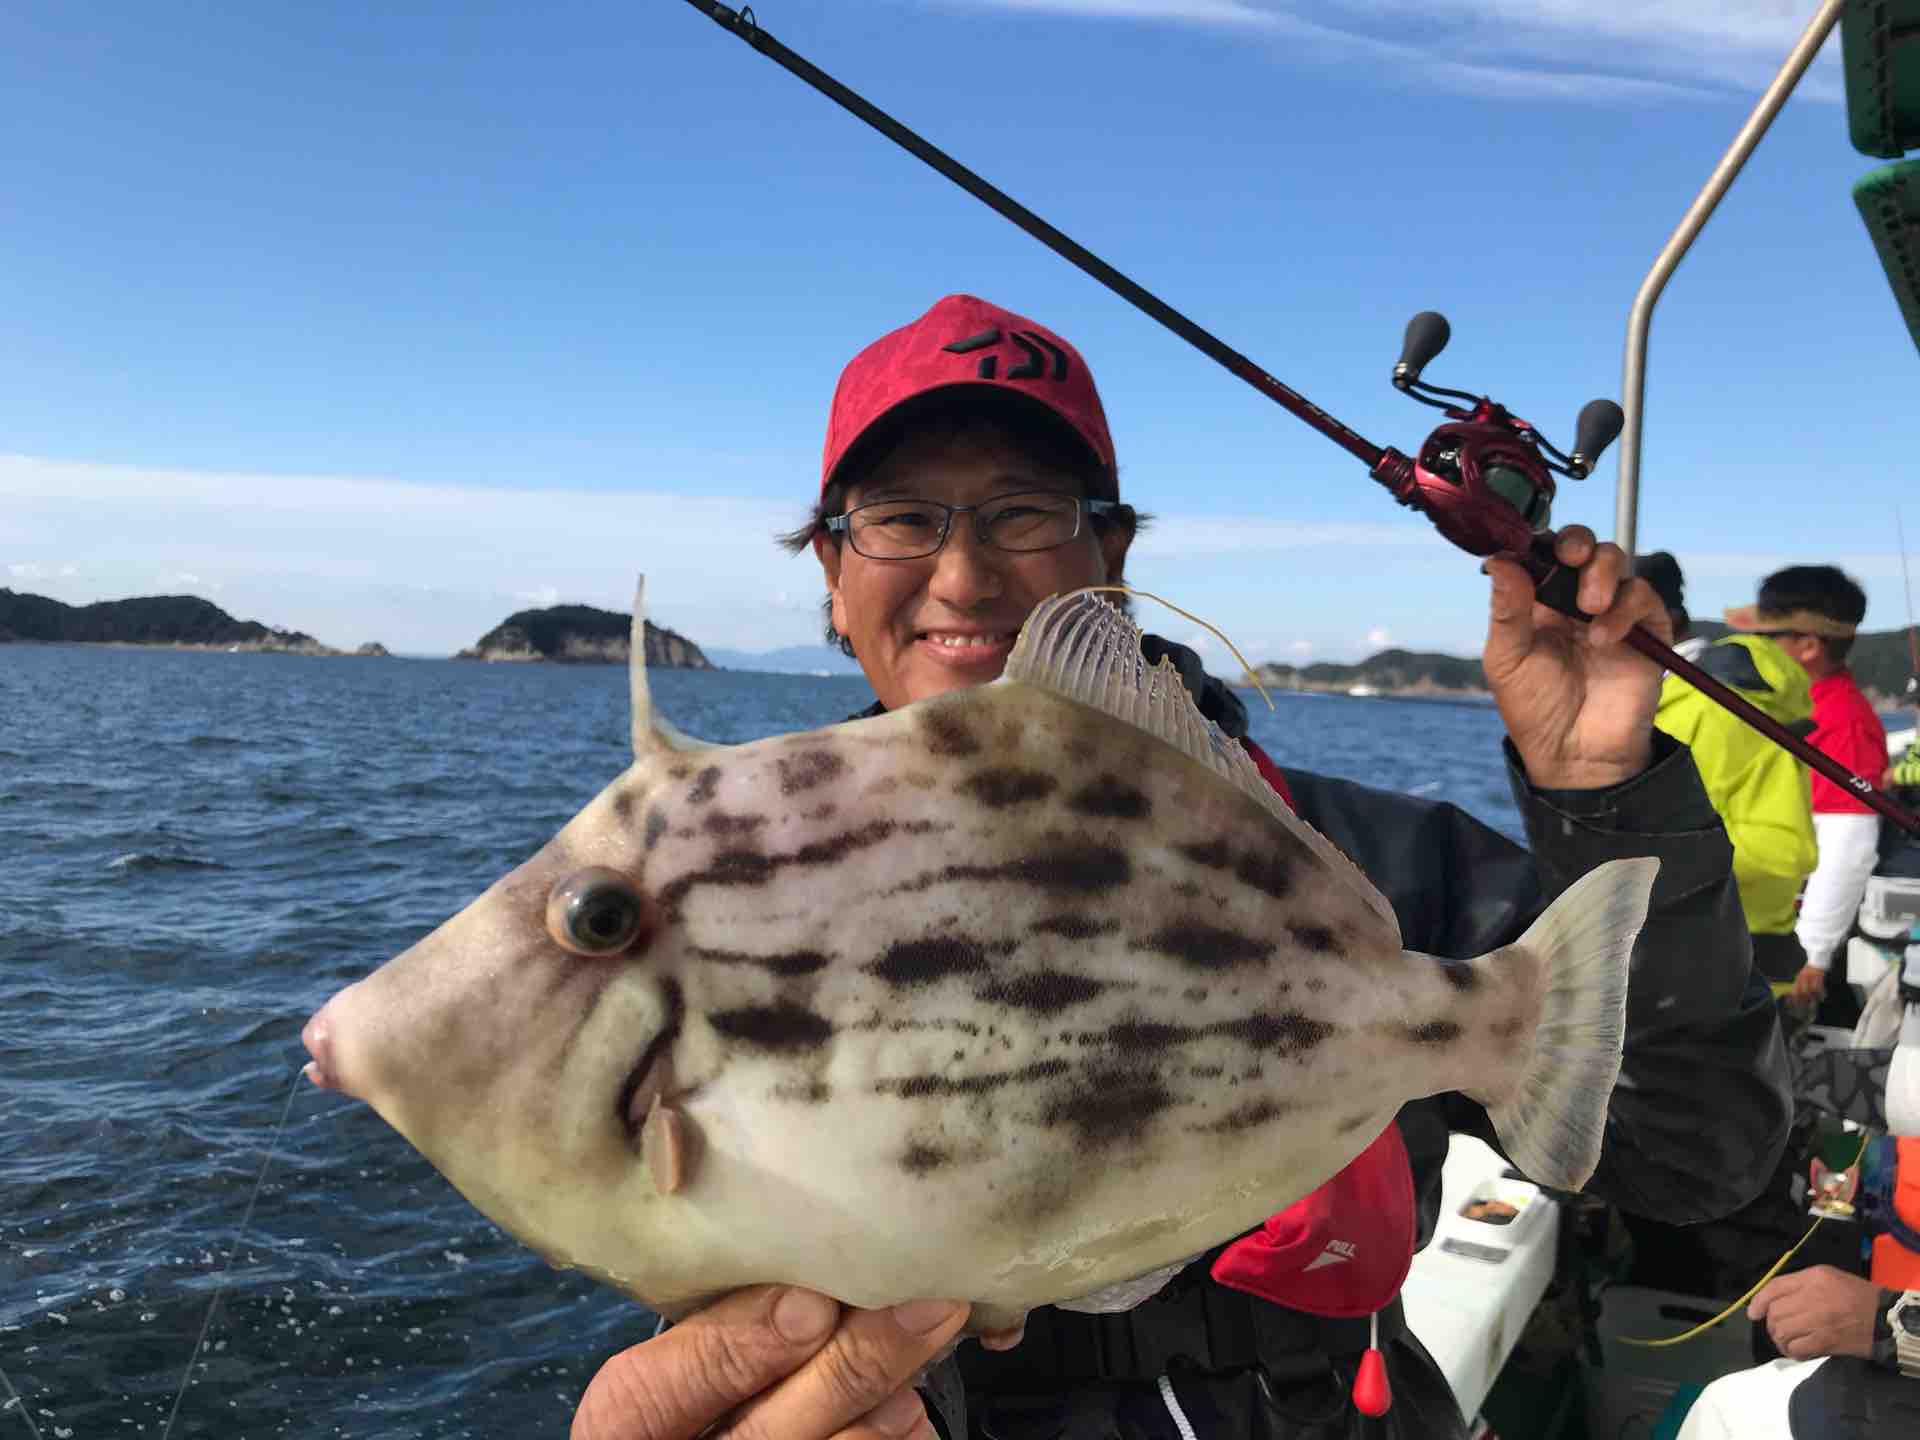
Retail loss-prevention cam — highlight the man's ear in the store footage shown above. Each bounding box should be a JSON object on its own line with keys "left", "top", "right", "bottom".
{"left": 812, "top": 531, "right": 849, "bottom": 642}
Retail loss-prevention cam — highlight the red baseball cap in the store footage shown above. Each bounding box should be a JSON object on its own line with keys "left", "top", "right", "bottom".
{"left": 820, "top": 294, "right": 1117, "bottom": 498}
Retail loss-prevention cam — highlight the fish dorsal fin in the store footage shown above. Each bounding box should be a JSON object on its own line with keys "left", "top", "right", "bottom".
{"left": 629, "top": 577, "right": 719, "bottom": 758}
{"left": 1004, "top": 591, "right": 1400, "bottom": 944}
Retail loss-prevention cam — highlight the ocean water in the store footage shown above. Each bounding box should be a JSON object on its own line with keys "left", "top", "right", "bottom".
{"left": 0, "top": 646, "right": 1520, "bottom": 1439}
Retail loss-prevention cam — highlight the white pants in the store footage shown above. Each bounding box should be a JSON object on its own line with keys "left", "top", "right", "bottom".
{"left": 1674, "top": 1357, "right": 1825, "bottom": 1439}
{"left": 1798, "top": 813, "right": 1882, "bottom": 971}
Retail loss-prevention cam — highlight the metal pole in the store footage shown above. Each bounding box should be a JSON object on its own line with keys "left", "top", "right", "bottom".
{"left": 1616, "top": 0, "right": 1846, "bottom": 557}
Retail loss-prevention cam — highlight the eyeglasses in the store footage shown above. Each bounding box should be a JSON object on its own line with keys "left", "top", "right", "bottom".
{"left": 824, "top": 490, "right": 1123, "bottom": 560}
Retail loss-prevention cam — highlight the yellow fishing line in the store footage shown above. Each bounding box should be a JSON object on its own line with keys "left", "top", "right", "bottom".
{"left": 1617, "top": 1129, "right": 1874, "bottom": 1348}
{"left": 1066, "top": 585, "right": 1277, "bottom": 712}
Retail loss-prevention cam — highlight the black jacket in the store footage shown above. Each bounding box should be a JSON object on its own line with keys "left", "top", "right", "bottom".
{"left": 900, "top": 664, "right": 1793, "bottom": 1438}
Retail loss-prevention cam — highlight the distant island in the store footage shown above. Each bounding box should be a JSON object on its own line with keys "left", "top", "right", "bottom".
{"left": 456, "top": 603, "right": 714, "bottom": 668}
{"left": 1242, "top": 647, "right": 1488, "bottom": 698}
{"left": 1238, "top": 622, "right": 1920, "bottom": 706}
{"left": 0, "top": 588, "right": 384, "bottom": 656}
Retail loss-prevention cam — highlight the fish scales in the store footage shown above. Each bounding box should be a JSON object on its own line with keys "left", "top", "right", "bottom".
{"left": 304, "top": 585, "right": 1654, "bottom": 1336}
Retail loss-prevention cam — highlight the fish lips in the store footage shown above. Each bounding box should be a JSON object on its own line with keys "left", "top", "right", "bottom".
{"left": 301, "top": 986, "right": 355, "bottom": 1097}
{"left": 616, "top": 1022, "right": 681, "bottom": 1142}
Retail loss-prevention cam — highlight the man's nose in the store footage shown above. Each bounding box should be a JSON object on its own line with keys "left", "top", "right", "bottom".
{"left": 926, "top": 517, "right": 1004, "bottom": 608}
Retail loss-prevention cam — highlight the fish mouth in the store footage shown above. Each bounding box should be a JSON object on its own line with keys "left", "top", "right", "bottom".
{"left": 301, "top": 997, "right": 348, "bottom": 1095}
{"left": 617, "top": 1024, "right": 681, "bottom": 1140}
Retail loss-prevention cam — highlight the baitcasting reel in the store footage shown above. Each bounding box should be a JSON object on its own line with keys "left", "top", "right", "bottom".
{"left": 1373, "top": 311, "right": 1624, "bottom": 564}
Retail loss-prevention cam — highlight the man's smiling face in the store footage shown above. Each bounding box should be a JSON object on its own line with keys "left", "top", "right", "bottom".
{"left": 813, "top": 419, "right": 1131, "bottom": 712}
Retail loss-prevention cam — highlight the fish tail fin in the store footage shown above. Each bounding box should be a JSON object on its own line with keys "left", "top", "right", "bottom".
{"left": 1471, "top": 856, "right": 1657, "bottom": 1192}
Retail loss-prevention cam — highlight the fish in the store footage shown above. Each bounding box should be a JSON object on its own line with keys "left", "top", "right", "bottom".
{"left": 301, "top": 583, "right": 1656, "bottom": 1335}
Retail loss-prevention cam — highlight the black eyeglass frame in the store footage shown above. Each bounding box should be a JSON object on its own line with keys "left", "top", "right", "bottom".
{"left": 822, "top": 490, "right": 1126, "bottom": 560}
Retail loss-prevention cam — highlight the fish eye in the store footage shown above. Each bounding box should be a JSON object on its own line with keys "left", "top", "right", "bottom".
{"left": 546, "top": 868, "right": 649, "bottom": 957}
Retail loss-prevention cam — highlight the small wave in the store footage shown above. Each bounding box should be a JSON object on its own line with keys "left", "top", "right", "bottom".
{"left": 185, "top": 735, "right": 252, "bottom": 750}
{"left": 106, "top": 853, "right": 229, "bottom": 873}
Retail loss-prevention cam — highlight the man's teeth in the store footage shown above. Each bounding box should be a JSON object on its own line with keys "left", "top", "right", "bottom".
{"left": 927, "top": 633, "right": 1008, "bottom": 649}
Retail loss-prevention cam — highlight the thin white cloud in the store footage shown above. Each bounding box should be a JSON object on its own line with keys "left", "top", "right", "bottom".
{"left": 930, "top": 0, "right": 1839, "bottom": 102}
{"left": 2, "top": 454, "right": 1446, "bottom": 657}
{"left": 1366, "top": 625, "right": 1393, "bottom": 647}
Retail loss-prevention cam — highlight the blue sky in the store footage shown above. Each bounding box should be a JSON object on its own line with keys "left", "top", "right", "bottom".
{"left": 3, "top": 1, "right": 1914, "bottom": 663}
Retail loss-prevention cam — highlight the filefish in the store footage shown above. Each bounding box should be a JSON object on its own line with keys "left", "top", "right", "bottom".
{"left": 302, "top": 585, "right": 1655, "bottom": 1335}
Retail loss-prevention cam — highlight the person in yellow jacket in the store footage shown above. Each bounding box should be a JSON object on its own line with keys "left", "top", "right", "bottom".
{"left": 1641, "top": 552, "right": 1818, "bottom": 990}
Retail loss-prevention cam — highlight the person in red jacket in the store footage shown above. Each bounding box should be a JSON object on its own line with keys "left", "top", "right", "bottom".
{"left": 1725, "top": 566, "right": 1884, "bottom": 1011}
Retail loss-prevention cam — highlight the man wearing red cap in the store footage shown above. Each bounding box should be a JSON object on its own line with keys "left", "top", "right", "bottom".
{"left": 571, "top": 297, "right": 1791, "bottom": 1440}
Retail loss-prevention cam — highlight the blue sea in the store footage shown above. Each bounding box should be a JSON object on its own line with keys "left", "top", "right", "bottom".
{"left": 0, "top": 646, "right": 1523, "bottom": 1440}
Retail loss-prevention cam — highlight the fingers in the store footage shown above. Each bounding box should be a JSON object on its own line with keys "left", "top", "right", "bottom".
{"left": 572, "top": 1286, "right": 842, "bottom": 1440}
{"left": 720, "top": 1299, "right": 969, "bottom": 1440}
{"left": 1748, "top": 1270, "right": 1801, "bottom": 1321}
{"left": 1548, "top": 530, "right": 1667, "bottom": 649}
{"left": 1481, "top": 553, "right": 1540, "bottom": 683}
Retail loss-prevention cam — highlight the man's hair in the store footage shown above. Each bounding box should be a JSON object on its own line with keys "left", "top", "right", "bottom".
{"left": 1758, "top": 564, "right": 1868, "bottom": 663}
{"left": 777, "top": 388, "right": 1145, "bottom": 657}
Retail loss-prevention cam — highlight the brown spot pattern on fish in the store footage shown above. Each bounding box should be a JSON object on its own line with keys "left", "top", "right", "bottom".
{"left": 958, "top": 767, "right": 1058, "bottom": 809}
{"left": 656, "top": 819, "right": 930, "bottom": 917}
{"left": 901, "top": 1142, "right": 952, "bottom": 1177}
{"left": 691, "top": 946, "right": 832, "bottom": 978}
{"left": 1216, "top": 1011, "right": 1338, "bottom": 1058}
{"left": 701, "top": 811, "right": 767, "bottom": 840}
{"left": 1335, "top": 1112, "right": 1377, "bottom": 1134}
{"left": 1193, "top": 1098, "right": 1294, "bottom": 1135}
{"left": 1136, "top": 922, "right": 1274, "bottom": 971}
{"left": 1286, "top": 923, "right": 1340, "bottom": 955}
{"left": 1403, "top": 1020, "right": 1463, "bottom": 1046}
{"left": 709, "top": 1002, "right": 834, "bottom": 1052}
{"left": 921, "top": 710, "right": 982, "bottom": 757}
{"left": 1067, "top": 775, "right": 1151, "bottom": 821}
{"left": 644, "top": 807, "right": 668, "bottom": 852}
{"left": 1029, "top": 914, "right": 1119, "bottom": 941}
{"left": 611, "top": 791, "right": 635, "bottom": 822}
{"left": 687, "top": 766, "right": 721, "bottom": 805}
{"left": 1490, "top": 1016, "right": 1525, "bottom": 1040}
{"left": 975, "top": 970, "right": 1111, "bottom": 1015}
{"left": 776, "top": 749, "right": 846, "bottom": 796}
{"left": 892, "top": 842, "right": 1133, "bottom": 898}
{"left": 1439, "top": 961, "right": 1479, "bottom": 992}
{"left": 1042, "top": 1065, "right": 1177, "bottom": 1149}
{"left": 867, "top": 936, "right": 1010, "bottom": 986}
{"left": 877, "top": 1058, "right": 1072, "bottom": 1100}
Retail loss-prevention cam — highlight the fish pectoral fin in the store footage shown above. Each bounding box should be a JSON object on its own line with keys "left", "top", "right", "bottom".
{"left": 1469, "top": 856, "right": 1657, "bottom": 1193}
{"left": 1004, "top": 589, "right": 1400, "bottom": 943}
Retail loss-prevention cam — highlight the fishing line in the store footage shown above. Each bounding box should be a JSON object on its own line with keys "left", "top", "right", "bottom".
{"left": 1066, "top": 585, "right": 1276, "bottom": 711}
{"left": 0, "top": 1367, "right": 46, "bottom": 1440}
{"left": 157, "top": 1063, "right": 306, "bottom": 1440}
{"left": 1617, "top": 1128, "right": 1873, "bottom": 1348}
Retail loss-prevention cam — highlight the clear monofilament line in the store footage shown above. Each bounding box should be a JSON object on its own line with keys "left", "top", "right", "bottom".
{"left": 1, "top": 1365, "right": 47, "bottom": 1440}
{"left": 158, "top": 1063, "right": 306, "bottom": 1440}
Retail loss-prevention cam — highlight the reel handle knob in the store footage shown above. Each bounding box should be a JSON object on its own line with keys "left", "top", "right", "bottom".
{"left": 1567, "top": 399, "right": 1625, "bottom": 476}
{"left": 1393, "top": 311, "right": 1451, "bottom": 387}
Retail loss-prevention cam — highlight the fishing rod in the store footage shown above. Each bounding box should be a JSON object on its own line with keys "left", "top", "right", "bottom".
{"left": 677, "top": 0, "right": 1920, "bottom": 835}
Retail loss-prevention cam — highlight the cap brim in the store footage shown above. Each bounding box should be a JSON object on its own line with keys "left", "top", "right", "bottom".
{"left": 1723, "top": 604, "right": 1765, "bottom": 631}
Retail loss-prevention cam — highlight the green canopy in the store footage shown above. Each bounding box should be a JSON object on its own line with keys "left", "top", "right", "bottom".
{"left": 1841, "top": 0, "right": 1920, "bottom": 159}
{"left": 1853, "top": 158, "right": 1920, "bottom": 352}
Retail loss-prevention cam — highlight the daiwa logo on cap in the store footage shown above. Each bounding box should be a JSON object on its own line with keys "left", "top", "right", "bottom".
{"left": 941, "top": 327, "right": 1071, "bottom": 382}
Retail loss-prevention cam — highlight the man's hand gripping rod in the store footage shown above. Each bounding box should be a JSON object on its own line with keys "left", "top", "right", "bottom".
{"left": 680, "top": 0, "right": 1920, "bottom": 834}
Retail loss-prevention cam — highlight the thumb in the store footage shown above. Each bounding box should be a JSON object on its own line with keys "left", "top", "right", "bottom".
{"left": 1482, "top": 554, "right": 1537, "bottom": 683}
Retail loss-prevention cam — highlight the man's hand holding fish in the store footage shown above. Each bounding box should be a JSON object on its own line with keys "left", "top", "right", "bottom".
{"left": 302, "top": 296, "right": 1793, "bottom": 1440}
